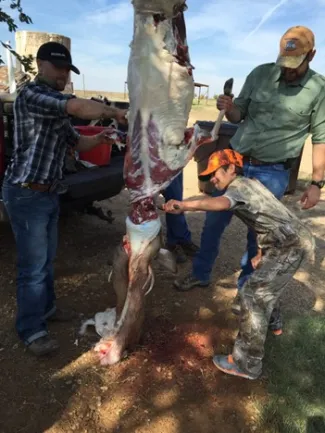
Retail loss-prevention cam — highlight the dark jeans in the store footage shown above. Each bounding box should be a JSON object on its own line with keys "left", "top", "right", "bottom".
{"left": 2, "top": 180, "right": 59, "bottom": 344}
{"left": 192, "top": 163, "right": 290, "bottom": 287}
{"left": 162, "top": 171, "right": 191, "bottom": 246}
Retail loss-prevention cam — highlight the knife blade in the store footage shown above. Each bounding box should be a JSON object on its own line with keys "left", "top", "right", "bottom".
{"left": 223, "top": 78, "right": 234, "bottom": 97}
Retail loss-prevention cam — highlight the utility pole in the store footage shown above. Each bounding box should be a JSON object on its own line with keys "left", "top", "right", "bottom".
{"left": 82, "top": 74, "right": 86, "bottom": 97}
{"left": 5, "top": 41, "right": 16, "bottom": 94}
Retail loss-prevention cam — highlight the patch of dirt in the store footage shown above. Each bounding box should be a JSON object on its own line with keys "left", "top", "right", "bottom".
{"left": 0, "top": 146, "right": 323, "bottom": 433}
{"left": 0, "top": 185, "right": 259, "bottom": 433}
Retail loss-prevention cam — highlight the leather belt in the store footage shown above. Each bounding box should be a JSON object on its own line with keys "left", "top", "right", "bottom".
{"left": 228, "top": 144, "right": 292, "bottom": 168}
{"left": 242, "top": 155, "right": 286, "bottom": 166}
{"left": 19, "top": 182, "right": 51, "bottom": 192}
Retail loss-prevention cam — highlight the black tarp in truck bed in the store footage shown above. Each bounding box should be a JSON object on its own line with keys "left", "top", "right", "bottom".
{"left": 0, "top": 101, "right": 127, "bottom": 222}
{"left": 61, "top": 156, "right": 125, "bottom": 206}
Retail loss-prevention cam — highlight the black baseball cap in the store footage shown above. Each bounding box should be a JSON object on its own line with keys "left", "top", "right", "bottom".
{"left": 36, "top": 41, "right": 80, "bottom": 75}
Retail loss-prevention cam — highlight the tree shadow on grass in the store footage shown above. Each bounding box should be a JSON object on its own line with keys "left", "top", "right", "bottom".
{"left": 306, "top": 416, "right": 325, "bottom": 433}
{"left": 257, "top": 313, "right": 325, "bottom": 433}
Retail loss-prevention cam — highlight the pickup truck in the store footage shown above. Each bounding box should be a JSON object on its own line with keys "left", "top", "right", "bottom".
{"left": 0, "top": 98, "right": 129, "bottom": 223}
{"left": 0, "top": 100, "right": 302, "bottom": 223}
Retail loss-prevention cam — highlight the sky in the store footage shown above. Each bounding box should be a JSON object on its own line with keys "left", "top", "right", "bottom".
{"left": 1, "top": 0, "right": 325, "bottom": 96}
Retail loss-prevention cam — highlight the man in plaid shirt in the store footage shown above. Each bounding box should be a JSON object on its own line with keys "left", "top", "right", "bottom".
{"left": 2, "top": 41, "right": 127, "bottom": 356}
{"left": 5, "top": 81, "right": 81, "bottom": 184}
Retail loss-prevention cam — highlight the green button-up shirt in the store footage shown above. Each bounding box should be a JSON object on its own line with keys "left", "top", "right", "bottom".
{"left": 231, "top": 63, "right": 325, "bottom": 162}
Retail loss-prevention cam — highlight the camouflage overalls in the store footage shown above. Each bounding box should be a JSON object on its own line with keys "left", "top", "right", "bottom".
{"left": 223, "top": 176, "right": 315, "bottom": 379}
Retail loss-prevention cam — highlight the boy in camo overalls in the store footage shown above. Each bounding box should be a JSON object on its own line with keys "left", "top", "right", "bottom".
{"left": 164, "top": 149, "right": 314, "bottom": 380}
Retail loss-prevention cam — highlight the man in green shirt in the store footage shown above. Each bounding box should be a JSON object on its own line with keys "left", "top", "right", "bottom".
{"left": 175, "top": 26, "right": 325, "bottom": 330}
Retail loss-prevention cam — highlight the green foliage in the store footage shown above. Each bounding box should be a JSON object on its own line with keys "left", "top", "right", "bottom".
{"left": 0, "top": 0, "right": 34, "bottom": 72}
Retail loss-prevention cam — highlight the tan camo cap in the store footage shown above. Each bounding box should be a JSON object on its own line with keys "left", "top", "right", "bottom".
{"left": 276, "top": 25, "right": 315, "bottom": 69}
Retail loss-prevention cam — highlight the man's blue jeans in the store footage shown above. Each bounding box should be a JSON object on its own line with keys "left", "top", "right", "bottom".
{"left": 2, "top": 180, "right": 60, "bottom": 344}
{"left": 192, "top": 163, "right": 290, "bottom": 287}
{"left": 162, "top": 171, "right": 192, "bottom": 246}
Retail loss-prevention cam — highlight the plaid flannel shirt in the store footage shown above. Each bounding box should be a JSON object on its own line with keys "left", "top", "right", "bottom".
{"left": 5, "top": 77, "right": 80, "bottom": 184}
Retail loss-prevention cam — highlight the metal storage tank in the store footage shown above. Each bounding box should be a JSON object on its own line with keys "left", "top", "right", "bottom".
{"left": 14, "top": 31, "right": 74, "bottom": 92}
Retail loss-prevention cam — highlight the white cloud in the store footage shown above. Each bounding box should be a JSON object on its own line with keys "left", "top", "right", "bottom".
{"left": 86, "top": 1, "right": 133, "bottom": 26}
{"left": 243, "top": 0, "right": 290, "bottom": 41}
{"left": 186, "top": 0, "right": 285, "bottom": 42}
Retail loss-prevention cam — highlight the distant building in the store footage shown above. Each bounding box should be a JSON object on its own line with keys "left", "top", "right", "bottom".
{"left": 0, "top": 31, "right": 74, "bottom": 95}
{"left": 0, "top": 65, "right": 30, "bottom": 92}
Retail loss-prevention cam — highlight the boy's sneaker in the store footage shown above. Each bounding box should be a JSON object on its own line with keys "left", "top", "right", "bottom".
{"left": 173, "top": 274, "right": 210, "bottom": 292}
{"left": 270, "top": 328, "right": 283, "bottom": 336}
{"left": 212, "top": 354, "right": 258, "bottom": 380}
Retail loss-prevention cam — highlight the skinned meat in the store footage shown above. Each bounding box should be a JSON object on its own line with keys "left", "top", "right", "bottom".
{"left": 125, "top": 0, "right": 195, "bottom": 207}
{"left": 94, "top": 1, "right": 213, "bottom": 365}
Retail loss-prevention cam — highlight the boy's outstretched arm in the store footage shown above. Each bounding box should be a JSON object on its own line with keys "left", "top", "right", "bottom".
{"left": 163, "top": 196, "right": 232, "bottom": 214}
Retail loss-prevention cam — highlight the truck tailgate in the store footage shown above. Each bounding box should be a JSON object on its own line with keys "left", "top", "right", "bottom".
{"left": 61, "top": 156, "right": 125, "bottom": 203}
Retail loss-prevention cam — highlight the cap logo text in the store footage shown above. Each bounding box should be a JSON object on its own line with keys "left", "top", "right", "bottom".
{"left": 51, "top": 52, "right": 66, "bottom": 57}
{"left": 285, "top": 40, "right": 296, "bottom": 51}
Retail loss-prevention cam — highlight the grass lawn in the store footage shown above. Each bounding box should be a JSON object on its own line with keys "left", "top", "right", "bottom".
{"left": 256, "top": 314, "right": 325, "bottom": 433}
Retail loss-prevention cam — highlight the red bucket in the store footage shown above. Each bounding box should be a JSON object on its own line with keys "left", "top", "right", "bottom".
{"left": 76, "top": 126, "right": 112, "bottom": 166}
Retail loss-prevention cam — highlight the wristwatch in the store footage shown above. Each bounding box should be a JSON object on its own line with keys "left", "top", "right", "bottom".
{"left": 311, "top": 180, "right": 325, "bottom": 189}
